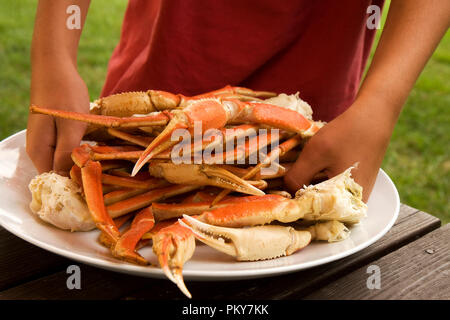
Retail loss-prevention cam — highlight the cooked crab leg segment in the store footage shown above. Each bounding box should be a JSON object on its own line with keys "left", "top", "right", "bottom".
{"left": 107, "top": 128, "right": 153, "bottom": 147}
{"left": 91, "top": 86, "right": 276, "bottom": 117}
{"left": 153, "top": 202, "right": 218, "bottom": 221}
{"left": 202, "top": 85, "right": 276, "bottom": 99}
{"left": 191, "top": 124, "right": 260, "bottom": 155}
{"left": 30, "top": 105, "right": 169, "bottom": 128}
{"left": 81, "top": 161, "right": 120, "bottom": 243}
{"left": 72, "top": 144, "right": 169, "bottom": 163}
{"left": 152, "top": 194, "right": 282, "bottom": 221}
{"left": 180, "top": 215, "right": 311, "bottom": 261}
{"left": 103, "top": 188, "right": 149, "bottom": 205}
{"left": 70, "top": 165, "right": 83, "bottom": 188}
{"left": 209, "top": 131, "right": 281, "bottom": 164}
{"left": 106, "top": 184, "right": 199, "bottom": 218}
{"left": 212, "top": 135, "right": 303, "bottom": 205}
{"left": 148, "top": 162, "right": 265, "bottom": 196}
{"left": 101, "top": 174, "right": 169, "bottom": 190}
{"left": 112, "top": 207, "right": 155, "bottom": 265}
{"left": 132, "top": 99, "right": 315, "bottom": 175}
{"left": 99, "top": 213, "right": 135, "bottom": 248}
{"left": 152, "top": 220, "right": 195, "bottom": 298}
{"left": 199, "top": 167, "right": 367, "bottom": 227}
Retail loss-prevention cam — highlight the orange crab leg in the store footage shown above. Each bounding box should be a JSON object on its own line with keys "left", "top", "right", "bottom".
{"left": 132, "top": 99, "right": 315, "bottom": 175}
{"left": 196, "top": 194, "right": 295, "bottom": 228}
{"left": 107, "top": 128, "right": 154, "bottom": 147}
{"left": 106, "top": 185, "right": 199, "bottom": 218}
{"left": 30, "top": 105, "right": 169, "bottom": 128}
{"left": 152, "top": 194, "right": 280, "bottom": 221}
{"left": 104, "top": 188, "right": 150, "bottom": 206}
{"left": 112, "top": 207, "right": 156, "bottom": 265}
{"left": 231, "top": 101, "right": 314, "bottom": 134}
{"left": 101, "top": 174, "right": 169, "bottom": 190}
{"left": 210, "top": 130, "right": 282, "bottom": 164}
{"left": 131, "top": 99, "right": 231, "bottom": 175}
{"left": 181, "top": 191, "right": 218, "bottom": 204}
{"left": 152, "top": 202, "right": 216, "bottom": 221}
{"left": 193, "top": 85, "right": 276, "bottom": 99}
{"left": 100, "top": 160, "right": 130, "bottom": 171}
{"left": 81, "top": 160, "right": 120, "bottom": 243}
{"left": 102, "top": 184, "right": 123, "bottom": 194}
{"left": 212, "top": 135, "right": 303, "bottom": 205}
{"left": 98, "top": 212, "right": 135, "bottom": 248}
{"left": 70, "top": 165, "right": 83, "bottom": 188}
{"left": 152, "top": 220, "right": 195, "bottom": 298}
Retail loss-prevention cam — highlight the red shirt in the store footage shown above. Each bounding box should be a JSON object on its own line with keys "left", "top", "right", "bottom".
{"left": 101, "top": 0, "right": 384, "bottom": 122}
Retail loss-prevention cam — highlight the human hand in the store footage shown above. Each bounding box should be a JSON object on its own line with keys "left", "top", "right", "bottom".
{"left": 284, "top": 101, "right": 394, "bottom": 202}
{"left": 27, "top": 64, "right": 90, "bottom": 175}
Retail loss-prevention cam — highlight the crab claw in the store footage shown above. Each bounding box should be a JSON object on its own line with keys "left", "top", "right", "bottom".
{"left": 152, "top": 221, "right": 195, "bottom": 298}
{"left": 132, "top": 112, "right": 189, "bottom": 176}
{"left": 181, "top": 215, "right": 311, "bottom": 261}
{"left": 148, "top": 162, "right": 265, "bottom": 196}
{"left": 132, "top": 99, "right": 231, "bottom": 175}
{"left": 112, "top": 207, "right": 155, "bottom": 265}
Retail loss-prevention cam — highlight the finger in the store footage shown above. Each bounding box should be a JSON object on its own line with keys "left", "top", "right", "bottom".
{"left": 283, "top": 145, "right": 327, "bottom": 193}
{"left": 53, "top": 118, "right": 87, "bottom": 175}
{"left": 26, "top": 113, "right": 56, "bottom": 173}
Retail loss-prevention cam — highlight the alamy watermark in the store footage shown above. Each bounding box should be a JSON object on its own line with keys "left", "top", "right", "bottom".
{"left": 367, "top": 5, "right": 381, "bottom": 30}
{"left": 366, "top": 264, "right": 381, "bottom": 289}
{"left": 170, "top": 121, "right": 281, "bottom": 175}
{"left": 66, "top": 5, "right": 81, "bottom": 30}
{"left": 66, "top": 264, "right": 81, "bottom": 290}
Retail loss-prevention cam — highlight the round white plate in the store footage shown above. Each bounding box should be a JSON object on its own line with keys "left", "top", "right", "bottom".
{"left": 0, "top": 130, "right": 400, "bottom": 281}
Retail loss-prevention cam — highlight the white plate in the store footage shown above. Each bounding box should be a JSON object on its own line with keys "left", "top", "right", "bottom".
{"left": 0, "top": 130, "right": 400, "bottom": 281}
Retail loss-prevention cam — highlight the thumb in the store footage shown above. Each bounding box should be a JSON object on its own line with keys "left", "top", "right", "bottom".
{"left": 283, "top": 145, "right": 327, "bottom": 193}
{"left": 53, "top": 118, "right": 87, "bottom": 175}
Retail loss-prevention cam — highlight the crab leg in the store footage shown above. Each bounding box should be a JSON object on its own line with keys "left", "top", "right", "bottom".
{"left": 91, "top": 86, "right": 276, "bottom": 117}
{"left": 98, "top": 213, "right": 135, "bottom": 248}
{"left": 212, "top": 135, "right": 303, "bottom": 205}
{"left": 132, "top": 99, "right": 316, "bottom": 175}
{"left": 151, "top": 220, "right": 195, "bottom": 298}
{"left": 81, "top": 160, "right": 120, "bottom": 243}
{"left": 101, "top": 174, "right": 169, "bottom": 190}
{"left": 148, "top": 162, "right": 265, "bottom": 196}
{"left": 112, "top": 207, "right": 156, "bottom": 265}
{"left": 30, "top": 105, "right": 169, "bottom": 128}
{"left": 107, "top": 128, "right": 153, "bottom": 147}
{"left": 196, "top": 167, "right": 367, "bottom": 228}
{"left": 70, "top": 164, "right": 83, "bottom": 188}
{"left": 152, "top": 194, "right": 282, "bottom": 221}
{"left": 201, "top": 85, "right": 276, "bottom": 99}
{"left": 103, "top": 188, "right": 150, "bottom": 205}
{"left": 106, "top": 184, "right": 199, "bottom": 218}
{"left": 181, "top": 215, "right": 311, "bottom": 261}
{"left": 207, "top": 130, "right": 282, "bottom": 165}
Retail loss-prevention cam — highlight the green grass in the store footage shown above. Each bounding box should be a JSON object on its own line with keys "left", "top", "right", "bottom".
{"left": 0, "top": 1, "right": 448, "bottom": 223}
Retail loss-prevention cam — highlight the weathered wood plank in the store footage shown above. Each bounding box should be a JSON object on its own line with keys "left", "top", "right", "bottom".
{"left": 0, "top": 226, "right": 69, "bottom": 290}
{"left": 0, "top": 264, "right": 153, "bottom": 300}
{"left": 305, "top": 223, "right": 450, "bottom": 300}
{"left": 0, "top": 205, "right": 440, "bottom": 299}
{"left": 124, "top": 205, "right": 440, "bottom": 300}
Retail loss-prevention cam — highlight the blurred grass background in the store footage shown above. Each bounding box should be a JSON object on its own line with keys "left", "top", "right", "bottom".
{"left": 0, "top": 1, "right": 448, "bottom": 223}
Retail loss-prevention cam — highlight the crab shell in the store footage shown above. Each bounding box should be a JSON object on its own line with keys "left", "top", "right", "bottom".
{"left": 197, "top": 166, "right": 367, "bottom": 228}
{"left": 181, "top": 215, "right": 311, "bottom": 261}
{"left": 296, "top": 166, "right": 367, "bottom": 224}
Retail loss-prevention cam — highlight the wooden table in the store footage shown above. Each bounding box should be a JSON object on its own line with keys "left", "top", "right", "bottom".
{"left": 0, "top": 204, "right": 448, "bottom": 300}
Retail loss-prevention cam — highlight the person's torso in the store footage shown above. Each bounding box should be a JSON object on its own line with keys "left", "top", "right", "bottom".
{"left": 102, "top": 0, "right": 384, "bottom": 121}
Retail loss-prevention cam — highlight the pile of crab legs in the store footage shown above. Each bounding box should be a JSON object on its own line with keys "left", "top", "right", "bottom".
{"left": 30, "top": 85, "right": 366, "bottom": 298}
